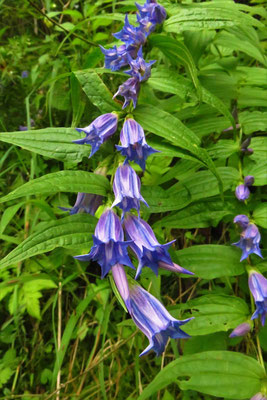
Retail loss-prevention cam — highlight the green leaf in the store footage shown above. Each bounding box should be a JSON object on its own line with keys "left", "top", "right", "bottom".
{"left": 238, "top": 86, "right": 267, "bottom": 108}
{"left": 243, "top": 159, "right": 267, "bottom": 186}
{"left": 137, "top": 351, "right": 265, "bottom": 400}
{"left": 0, "top": 214, "right": 96, "bottom": 271}
{"left": 208, "top": 140, "right": 239, "bottom": 160}
{"left": 165, "top": 2, "right": 263, "bottom": 32}
{"left": 0, "top": 170, "right": 110, "bottom": 204}
{"left": 237, "top": 66, "right": 267, "bottom": 87}
{"left": 239, "top": 111, "right": 267, "bottom": 135}
{"left": 170, "top": 295, "right": 250, "bottom": 335}
{"left": 142, "top": 167, "right": 238, "bottom": 213}
{"left": 0, "top": 202, "right": 24, "bottom": 234}
{"left": 74, "top": 69, "right": 121, "bottom": 113}
{"left": 0, "top": 128, "right": 90, "bottom": 162}
{"left": 253, "top": 203, "right": 267, "bottom": 229}
{"left": 149, "top": 35, "right": 200, "bottom": 93}
{"left": 154, "top": 198, "right": 242, "bottom": 229}
{"left": 174, "top": 245, "right": 244, "bottom": 279}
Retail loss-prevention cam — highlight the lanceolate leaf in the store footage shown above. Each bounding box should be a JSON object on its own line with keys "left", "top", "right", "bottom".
{"left": 149, "top": 35, "right": 200, "bottom": 93}
{"left": 74, "top": 69, "right": 121, "bottom": 113}
{"left": 0, "top": 214, "right": 96, "bottom": 271}
{"left": 165, "top": 2, "right": 263, "bottom": 32}
{"left": 0, "top": 171, "right": 110, "bottom": 204}
{"left": 137, "top": 351, "right": 265, "bottom": 400}
{"left": 0, "top": 128, "right": 90, "bottom": 162}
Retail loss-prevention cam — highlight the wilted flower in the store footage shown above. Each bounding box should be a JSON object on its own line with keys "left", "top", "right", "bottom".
{"left": 113, "top": 14, "right": 146, "bottom": 47}
{"left": 74, "top": 209, "right": 134, "bottom": 278}
{"left": 125, "top": 47, "right": 156, "bottom": 82}
{"left": 112, "top": 164, "right": 148, "bottom": 218}
{"left": 73, "top": 113, "right": 118, "bottom": 157}
{"left": 112, "top": 264, "right": 193, "bottom": 356}
{"left": 59, "top": 192, "right": 103, "bottom": 216}
{"left": 248, "top": 270, "right": 267, "bottom": 326}
{"left": 113, "top": 77, "right": 140, "bottom": 109}
{"left": 116, "top": 118, "right": 158, "bottom": 170}
{"left": 100, "top": 44, "right": 137, "bottom": 71}
{"left": 233, "top": 219, "right": 263, "bottom": 261}
{"left": 229, "top": 322, "right": 251, "bottom": 338}
{"left": 124, "top": 214, "right": 193, "bottom": 279}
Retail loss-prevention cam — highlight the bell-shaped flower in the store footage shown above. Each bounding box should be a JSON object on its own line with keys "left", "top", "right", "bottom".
{"left": 59, "top": 192, "right": 102, "bottom": 216}
{"left": 229, "top": 322, "right": 251, "bottom": 338}
{"left": 115, "top": 118, "right": 158, "bottom": 170}
{"left": 235, "top": 184, "right": 250, "bottom": 201}
{"left": 136, "top": 0, "right": 166, "bottom": 33}
{"left": 125, "top": 47, "right": 156, "bottom": 82}
{"left": 233, "top": 219, "right": 263, "bottom": 261}
{"left": 124, "top": 214, "right": 193, "bottom": 279}
{"left": 113, "top": 77, "right": 140, "bottom": 109}
{"left": 74, "top": 209, "right": 134, "bottom": 278}
{"left": 99, "top": 44, "right": 137, "bottom": 71}
{"left": 113, "top": 15, "right": 146, "bottom": 47}
{"left": 248, "top": 270, "right": 267, "bottom": 326}
{"left": 73, "top": 113, "right": 118, "bottom": 157}
{"left": 112, "top": 164, "right": 148, "bottom": 218}
{"left": 233, "top": 215, "right": 250, "bottom": 229}
{"left": 112, "top": 264, "right": 193, "bottom": 356}
{"left": 244, "top": 175, "right": 254, "bottom": 186}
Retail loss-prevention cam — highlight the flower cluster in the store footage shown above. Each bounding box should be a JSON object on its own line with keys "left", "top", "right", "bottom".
{"left": 61, "top": 0, "right": 194, "bottom": 356}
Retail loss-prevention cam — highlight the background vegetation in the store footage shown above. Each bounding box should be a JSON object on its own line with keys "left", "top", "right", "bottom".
{"left": 0, "top": 0, "right": 266, "bottom": 399}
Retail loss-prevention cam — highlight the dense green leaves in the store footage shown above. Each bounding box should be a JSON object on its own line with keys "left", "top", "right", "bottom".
{"left": 137, "top": 351, "right": 265, "bottom": 400}
{"left": 0, "top": 214, "right": 96, "bottom": 271}
{"left": 0, "top": 171, "right": 110, "bottom": 203}
{"left": 0, "top": 128, "right": 90, "bottom": 162}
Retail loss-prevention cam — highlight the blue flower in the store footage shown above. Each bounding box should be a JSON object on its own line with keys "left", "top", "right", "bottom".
{"left": 233, "top": 219, "right": 263, "bottom": 261}
{"left": 112, "top": 264, "right": 193, "bottom": 357}
{"left": 136, "top": 0, "right": 167, "bottom": 33}
{"left": 112, "top": 164, "right": 148, "bottom": 218}
{"left": 235, "top": 176, "right": 254, "bottom": 201}
{"left": 249, "top": 270, "right": 267, "bottom": 326}
{"left": 73, "top": 113, "right": 118, "bottom": 157}
{"left": 113, "top": 15, "right": 146, "bottom": 47}
{"left": 124, "top": 47, "right": 156, "bottom": 82}
{"left": 116, "top": 118, "right": 158, "bottom": 170}
{"left": 233, "top": 215, "right": 250, "bottom": 229}
{"left": 59, "top": 192, "right": 103, "bottom": 216}
{"left": 113, "top": 77, "right": 140, "bottom": 109}
{"left": 74, "top": 209, "right": 134, "bottom": 278}
{"left": 124, "top": 214, "right": 193, "bottom": 279}
{"left": 99, "top": 44, "right": 137, "bottom": 71}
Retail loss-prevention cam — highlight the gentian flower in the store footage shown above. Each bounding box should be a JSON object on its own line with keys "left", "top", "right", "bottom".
{"left": 229, "top": 322, "right": 251, "bottom": 338}
{"left": 112, "top": 164, "right": 148, "bottom": 218}
{"left": 124, "top": 214, "right": 193, "bottom": 279}
{"left": 100, "top": 44, "right": 137, "bottom": 71}
{"left": 233, "top": 219, "right": 263, "bottom": 261}
{"left": 125, "top": 47, "right": 156, "bottom": 82}
{"left": 21, "top": 70, "right": 29, "bottom": 78}
{"left": 116, "top": 118, "right": 158, "bottom": 170}
{"left": 73, "top": 113, "right": 118, "bottom": 157}
{"left": 113, "top": 15, "right": 146, "bottom": 47}
{"left": 135, "top": 0, "right": 167, "bottom": 25}
{"left": 112, "top": 264, "right": 193, "bottom": 356}
{"left": 74, "top": 209, "right": 134, "bottom": 278}
{"left": 113, "top": 77, "right": 140, "bottom": 109}
{"left": 235, "top": 175, "right": 254, "bottom": 201}
{"left": 248, "top": 270, "right": 267, "bottom": 326}
{"left": 233, "top": 215, "right": 250, "bottom": 229}
{"left": 59, "top": 192, "right": 102, "bottom": 216}
{"left": 241, "top": 137, "right": 254, "bottom": 155}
